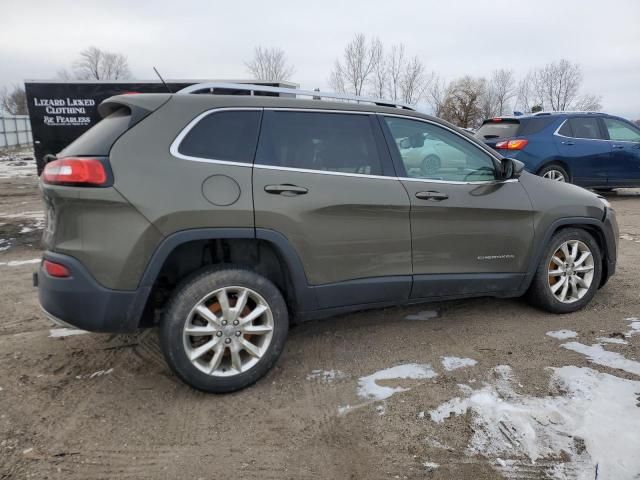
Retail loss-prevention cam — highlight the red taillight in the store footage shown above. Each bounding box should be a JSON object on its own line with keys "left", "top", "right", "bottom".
{"left": 491, "top": 117, "right": 503, "bottom": 122}
{"left": 495, "top": 139, "right": 529, "bottom": 150}
{"left": 43, "top": 260, "right": 70, "bottom": 278}
{"left": 42, "top": 157, "right": 107, "bottom": 186}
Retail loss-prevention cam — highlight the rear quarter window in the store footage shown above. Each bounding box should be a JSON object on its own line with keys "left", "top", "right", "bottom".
{"left": 58, "top": 107, "right": 131, "bottom": 157}
{"left": 177, "top": 110, "right": 262, "bottom": 163}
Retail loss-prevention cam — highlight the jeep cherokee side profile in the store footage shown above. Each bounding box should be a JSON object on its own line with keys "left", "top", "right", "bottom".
{"left": 37, "top": 84, "right": 618, "bottom": 393}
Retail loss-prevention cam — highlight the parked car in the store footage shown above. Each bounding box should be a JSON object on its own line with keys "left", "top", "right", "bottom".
{"left": 37, "top": 85, "right": 618, "bottom": 393}
{"left": 475, "top": 112, "right": 640, "bottom": 189}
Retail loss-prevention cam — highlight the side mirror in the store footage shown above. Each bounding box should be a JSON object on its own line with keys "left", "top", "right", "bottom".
{"left": 501, "top": 158, "right": 525, "bottom": 179}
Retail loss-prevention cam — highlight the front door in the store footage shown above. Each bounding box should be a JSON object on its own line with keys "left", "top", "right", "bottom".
{"left": 252, "top": 110, "right": 412, "bottom": 309}
{"left": 380, "top": 115, "right": 535, "bottom": 299}
{"left": 602, "top": 117, "right": 640, "bottom": 186}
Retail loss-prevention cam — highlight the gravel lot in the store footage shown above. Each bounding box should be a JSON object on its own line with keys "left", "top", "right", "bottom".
{"left": 1, "top": 153, "right": 639, "bottom": 479}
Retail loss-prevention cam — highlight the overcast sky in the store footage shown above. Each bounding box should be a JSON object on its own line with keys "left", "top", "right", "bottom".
{"left": 1, "top": 0, "right": 639, "bottom": 119}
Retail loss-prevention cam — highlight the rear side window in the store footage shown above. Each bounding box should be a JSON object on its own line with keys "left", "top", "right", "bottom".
{"left": 475, "top": 120, "right": 520, "bottom": 140}
{"left": 58, "top": 107, "right": 131, "bottom": 157}
{"left": 562, "top": 118, "right": 603, "bottom": 140}
{"left": 255, "top": 111, "right": 383, "bottom": 175}
{"left": 178, "top": 110, "right": 262, "bottom": 163}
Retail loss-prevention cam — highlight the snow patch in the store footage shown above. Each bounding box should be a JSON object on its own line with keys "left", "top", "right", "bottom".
{"left": 596, "top": 337, "right": 628, "bottom": 345}
{"left": 625, "top": 317, "right": 640, "bottom": 337}
{"left": 441, "top": 356, "right": 477, "bottom": 371}
{"left": 561, "top": 342, "right": 640, "bottom": 376}
{"left": 88, "top": 368, "right": 113, "bottom": 379}
{"left": 429, "top": 365, "right": 640, "bottom": 479}
{"left": 422, "top": 461, "right": 439, "bottom": 471}
{"left": 49, "top": 328, "right": 89, "bottom": 338}
{"left": 0, "top": 258, "right": 41, "bottom": 267}
{"left": 0, "top": 148, "right": 36, "bottom": 179}
{"left": 546, "top": 329, "right": 578, "bottom": 340}
{"left": 405, "top": 310, "right": 438, "bottom": 321}
{"left": 339, "top": 363, "right": 437, "bottom": 415}
{"left": 357, "top": 363, "right": 437, "bottom": 401}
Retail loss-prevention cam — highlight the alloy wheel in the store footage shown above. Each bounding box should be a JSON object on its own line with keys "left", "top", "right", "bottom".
{"left": 542, "top": 169, "right": 566, "bottom": 182}
{"left": 547, "top": 240, "right": 595, "bottom": 303}
{"left": 183, "top": 286, "right": 274, "bottom": 376}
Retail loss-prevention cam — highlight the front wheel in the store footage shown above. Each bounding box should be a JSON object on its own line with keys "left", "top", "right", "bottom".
{"left": 160, "top": 266, "right": 289, "bottom": 393}
{"left": 526, "top": 229, "right": 602, "bottom": 313}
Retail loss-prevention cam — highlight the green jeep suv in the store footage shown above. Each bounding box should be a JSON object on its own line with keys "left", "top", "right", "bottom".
{"left": 36, "top": 84, "right": 618, "bottom": 392}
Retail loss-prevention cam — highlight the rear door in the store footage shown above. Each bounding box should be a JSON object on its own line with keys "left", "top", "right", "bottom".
{"left": 553, "top": 117, "right": 610, "bottom": 186}
{"left": 252, "top": 109, "right": 412, "bottom": 309}
{"left": 381, "top": 115, "right": 535, "bottom": 299}
{"left": 602, "top": 117, "right": 640, "bottom": 185}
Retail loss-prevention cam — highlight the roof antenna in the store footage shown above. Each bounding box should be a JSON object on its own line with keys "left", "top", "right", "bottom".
{"left": 153, "top": 67, "right": 172, "bottom": 93}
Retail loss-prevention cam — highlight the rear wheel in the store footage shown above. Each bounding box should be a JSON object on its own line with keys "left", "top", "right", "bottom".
{"left": 526, "top": 229, "right": 602, "bottom": 313}
{"left": 539, "top": 164, "right": 569, "bottom": 183}
{"left": 160, "top": 266, "right": 288, "bottom": 393}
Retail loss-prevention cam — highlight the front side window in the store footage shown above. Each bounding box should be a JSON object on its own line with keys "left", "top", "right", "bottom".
{"left": 177, "top": 110, "right": 261, "bottom": 163}
{"left": 255, "top": 111, "right": 383, "bottom": 175}
{"left": 384, "top": 116, "right": 497, "bottom": 182}
{"left": 604, "top": 118, "right": 640, "bottom": 142}
{"left": 565, "top": 118, "right": 603, "bottom": 140}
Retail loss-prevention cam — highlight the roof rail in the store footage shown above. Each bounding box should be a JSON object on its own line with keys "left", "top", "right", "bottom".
{"left": 176, "top": 82, "right": 416, "bottom": 111}
{"left": 532, "top": 110, "right": 602, "bottom": 116}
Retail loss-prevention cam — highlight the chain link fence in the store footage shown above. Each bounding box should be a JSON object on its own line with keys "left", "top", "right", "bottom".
{"left": 0, "top": 115, "right": 32, "bottom": 148}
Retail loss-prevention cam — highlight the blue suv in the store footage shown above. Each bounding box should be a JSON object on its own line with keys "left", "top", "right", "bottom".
{"left": 475, "top": 112, "right": 640, "bottom": 190}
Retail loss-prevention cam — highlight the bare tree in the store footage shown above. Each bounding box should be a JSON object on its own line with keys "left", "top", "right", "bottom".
{"left": 245, "top": 46, "right": 295, "bottom": 82}
{"left": 0, "top": 85, "right": 28, "bottom": 115}
{"left": 370, "top": 47, "right": 388, "bottom": 98}
{"left": 426, "top": 75, "right": 448, "bottom": 118}
{"left": 386, "top": 44, "right": 405, "bottom": 101}
{"left": 329, "top": 34, "right": 382, "bottom": 96}
{"left": 489, "top": 69, "right": 516, "bottom": 115}
{"left": 572, "top": 93, "right": 602, "bottom": 112}
{"left": 516, "top": 59, "right": 599, "bottom": 112}
{"left": 440, "top": 76, "right": 487, "bottom": 128}
{"left": 58, "top": 46, "right": 132, "bottom": 80}
{"left": 400, "top": 56, "right": 430, "bottom": 105}
{"left": 538, "top": 59, "right": 582, "bottom": 111}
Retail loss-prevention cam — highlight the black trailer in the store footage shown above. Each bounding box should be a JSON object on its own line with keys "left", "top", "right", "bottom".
{"left": 24, "top": 79, "right": 298, "bottom": 174}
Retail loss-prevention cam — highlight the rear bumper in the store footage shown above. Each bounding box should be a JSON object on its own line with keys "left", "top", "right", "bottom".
{"left": 37, "top": 252, "right": 148, "bottom": 333}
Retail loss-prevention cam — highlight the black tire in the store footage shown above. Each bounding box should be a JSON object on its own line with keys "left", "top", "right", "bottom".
{"left": 526, "top": 228, "right": 602, "bottom": 314}
{"left": 538, "top": 164, "right": 570, "bottom": 183}
{"left": 160, "top": 266, "right": 289, "bottom": 393}
{"left": 421, "top": 155, "right": 441, "bottom": 176}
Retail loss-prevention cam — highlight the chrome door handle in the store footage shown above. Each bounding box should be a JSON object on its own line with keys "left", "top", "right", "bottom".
{"left": 264, "top": 184, "right": 308, "bottom": 196}
{"left": 415, "top": 191, "right": 448, "bottom": 201}
{"left": 612, "top": 145, "right": 625, "bottom": 149}
{"left": 561, "top": 141, "right": 575, "bottom": 145}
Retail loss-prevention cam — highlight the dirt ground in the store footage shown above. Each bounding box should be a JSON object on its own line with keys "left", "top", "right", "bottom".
{"left": 0, "top": 161, "right": 639, "bottom": 479}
